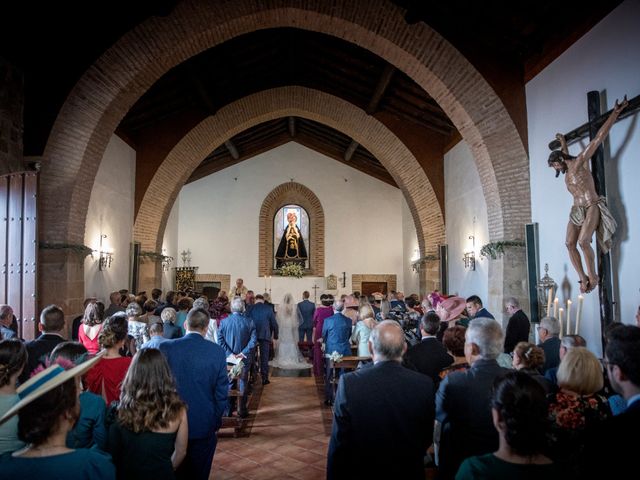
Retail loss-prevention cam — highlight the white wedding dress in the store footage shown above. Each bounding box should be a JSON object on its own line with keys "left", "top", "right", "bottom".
{"left": 269, "top": 293, "right": 311, "bottom": 369}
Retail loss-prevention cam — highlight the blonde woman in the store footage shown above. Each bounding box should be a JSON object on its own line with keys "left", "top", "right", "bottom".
{"left": 351, "top": 305, "right": 377, "bottom": 357}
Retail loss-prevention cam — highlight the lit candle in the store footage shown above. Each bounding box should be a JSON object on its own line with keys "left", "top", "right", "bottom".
{"left": 558, "top": 307, "right": 564, "bottom": 339}
{"left": 553, "top": 298, "right": 559, "bottom": 318}
{"left": 575, "top": 295, "right": 584, "bottom": 334}
{"left": 547, "top": 288, "right": 554, "bottom": 318}
{"left": 566, "top": 299, "right": 572, "bottom": 336}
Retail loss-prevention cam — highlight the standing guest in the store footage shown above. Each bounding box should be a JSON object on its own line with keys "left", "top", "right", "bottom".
{"left": 50, "top": 342, "right": 107, "bottom": 450}
{"left": 244, "top": 290, "right": 256, "bottom": 315}
{"left": 0, "top": 339, "right": 27, "bottom": 455}
{"left": 342, "top": 296, "right": 359, "bottom": 326}
{"left": 159, "top": 308, "right": 228, "bottom": 480}
{"left": 436, "top": 318, "right": 509, "bottom": 479}
{"left": 439, "top": 326, "right": 470, "bottom": 380}
{"left": 544, "top": 334, "right": 586, "bottom": 386}
{"left": 105, "top": 291, "right": 125, "bottom": 317}
{"left": 436, "top": 296, "right": 468, "bottom": 339}
{"left": 193, "top": 297, "right": 218, "bottom": 344}
{"left": 175, "top": 297, "right": 193, "bottom": 334}
{"left": 390, "top": 291, "right": 407, "bottom": 312}
{"left": 0, "top": 354, "right": 113, "bottom": 480}
{"left": 537, "top": 316, "right": 562, "bottom": 372}
{"left": 503, "top": 297, "right": 530, "bottom": 354}
{"left": 312, "top": 294, "right": 334, "bottom": 377}
{"left": 20, "top": 305, "right": 66, "bottom": 383}
{"left": 511, "top": 342, "right": 553, "bottom": 393}
{"left": 85, "top": 314, "right": 132, "bottom": 405}
{"left": 151, "top": 288, "right": 164, "bottom": 307}
{"left": 322, "top": 299, "right": 352, "bottom": 405}
{"left": 456, "top": 372, "right": 560, "bottom": 479}
{"left": 140, "top": 322, "right": 168, "bottom": 350}
{"left": 155, "top": 291, "right": 177, "bottom": 316}
{"left": 108, "top": 349, "right": 188, "bottom": 479}
{"left": 327, "top": 321, "right": 434, "bottom": 479}
{"left": 71, "top": 298, "right": 95, "bottom": 341}
{"left": 376, "top": 298, "right": 391, "bottom": 321}
{"left": 126, "top": 302, "right": 148, "bottom": 351}
{"left": 78, "top": 301, "right": 106, "bottom": 355}
{"left": 210, "top": 291, "right": 230, "bottom": 326}
{"left": 0, "top": 305, "right": 17, "bottom": 339}
{"left": 230, "top": 278, "right": 248, "bottom": 300}
{"left": 350, "top": 305, "right": 378, "bottom": 358}
{"left": 161, "top": 307, "right": 183, "bottom": 340}
{"left": 297, "top": 291, "right": 315, "bottom": 342}
{"left": 249, "top": 295, "right": 278, "bottom": 385}
{"left": 465, "top": 295, "right": 495, "bottom": 320}
{"left": 403, "top": 311, "right": 453, "bottom": 386}
{"left": 140, "top": 299, "right": 161, "bottom": 325}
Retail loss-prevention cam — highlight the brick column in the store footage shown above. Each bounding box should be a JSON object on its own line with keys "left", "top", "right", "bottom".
{"left": 138, "top": 260, "right": 162, "bottom": 295}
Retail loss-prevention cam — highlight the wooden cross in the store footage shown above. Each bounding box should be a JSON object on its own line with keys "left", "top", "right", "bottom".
{"left": 341, "top": 272, "right": 346, "bottom": 288}
{"left": 548, "top": 92, "right": 638, "bottom": 351}
{"left": 312, "top": 284, "right": 320, "bottom": 303}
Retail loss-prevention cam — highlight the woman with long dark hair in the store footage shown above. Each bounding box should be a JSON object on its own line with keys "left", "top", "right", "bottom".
{"left": 0, "top": 339, "right": 27, "bottom": 454}
{"left": 108, "top": 348, "right": 188, "bottom": 479}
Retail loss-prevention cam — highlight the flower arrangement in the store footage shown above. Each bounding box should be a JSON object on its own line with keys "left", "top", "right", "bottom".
{"left": 328, "top": 351, "right": 344, "bottom": 363}
{"left": 228, "top": 360, "right": 245, "bottom": 380}
{"left": 278, "top": 262, "right": 305, "bottom": 278}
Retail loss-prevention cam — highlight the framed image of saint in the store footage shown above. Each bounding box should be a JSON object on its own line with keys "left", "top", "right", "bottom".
{"left": 274, "top": 204, "right": 309, "bottom": 269}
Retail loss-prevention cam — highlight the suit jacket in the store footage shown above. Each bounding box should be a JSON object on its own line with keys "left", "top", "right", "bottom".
{"left": 322, "top": 313, "right": 352, "bottom": 356}
{"left": 403, "top": 336, "right": 453, "bottom": 386}
{"left": 436, "top": 358, "right": 509, "bottom": 479}
{"left": 217, "top": 313, "right": 257, "bottom": 357}
{"left": 297, "top": 300, "right": 315, "bottom": 329}
{"left": 503, "top": 309, "right": 530, "bottom": 353}
{"left": 248, "top": 302, "right": 278, "bottom": 340}
{"left": 327, "top": 361, "right": 435, "bottom": 479}
{"left": 162, "top": 321, "right": 183, "bottom": 339}
{"left": 20, "top": 333, "right": 66, "bottom": 383}
{"left": 473, "top": 307, "right": 495, "bottom": 320}
{"left": 539, "top": 336, "right": 561, "bottom": 372}
{"left": 159, "top": 333, "right": 228, "bottom": 438}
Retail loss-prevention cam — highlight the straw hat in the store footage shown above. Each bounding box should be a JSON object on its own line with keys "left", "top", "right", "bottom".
{"left": 437, "top": 296, "right": 467, "bottom": 323}
{"left": 0, "top": 351, "right": 105, "bottom": 426}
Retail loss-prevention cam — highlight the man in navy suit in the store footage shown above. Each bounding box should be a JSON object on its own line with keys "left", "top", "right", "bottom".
{"left": 327, "top": 320, "right": 435, "bottom": 479}
{"left": 465, "top": 295, "right": 495, "bottom": 320}
{"left": 247, "top": 294, "right": 278, "bottom": 385}
{"left": 20, "top": 305, "right": 66, "bottom": 383}
{"left": 159, "top": 308, "right": 228, "bottom": 480}
{"left": 218, "top": 297, "right": 257, "bottom": 417}
{"left": 297, "top": 291, "right": 315, "bottom": 342}
{"left": 322, "top": 299, "right": 352, "bottom": 405}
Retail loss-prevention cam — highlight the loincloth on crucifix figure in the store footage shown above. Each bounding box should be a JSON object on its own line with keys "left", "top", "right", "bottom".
{"left": 548, "top": 95, "right": 627, "bottom": 294}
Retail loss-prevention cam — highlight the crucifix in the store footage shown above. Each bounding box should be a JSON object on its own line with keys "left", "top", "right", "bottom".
{"left": 312, "top": 284, "right": 320, "bottom": 303}
{"left": 548, "top": 91, "right": 639, "bottom": 351}
{"left": 341, "top": 272, "right": 346, "bottom": 288}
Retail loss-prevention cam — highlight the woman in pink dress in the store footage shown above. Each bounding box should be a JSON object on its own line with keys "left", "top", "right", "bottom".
{"left": 78, "top": 302, "right": 105, "bottom": 355}
{"left": 312, "top": 294, "right": 334, "bottom": 377}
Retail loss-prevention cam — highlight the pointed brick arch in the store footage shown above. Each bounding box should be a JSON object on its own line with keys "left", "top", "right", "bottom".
{"left": 259, "top": 182, "right": 324, "bottom": 277}
{"left": 133, "top": 87, "right": 443, "bottom": 290}
{"left": 40, "top": 0, "right": 530, "bottom": 314}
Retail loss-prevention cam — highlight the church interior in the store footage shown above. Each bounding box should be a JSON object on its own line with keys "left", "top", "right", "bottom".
{"left": 1, "top": 1, "right": 639, "bottom": 479}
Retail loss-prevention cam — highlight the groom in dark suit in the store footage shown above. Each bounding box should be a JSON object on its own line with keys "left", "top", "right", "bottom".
{"left": 159, "top": 308, "right": 228, "bottom": 480}
{"left": 247, "top": 294, "right": 278, "bottom": 385}
{"left": 327, "top": 320, "right": 435, "bottom": 479}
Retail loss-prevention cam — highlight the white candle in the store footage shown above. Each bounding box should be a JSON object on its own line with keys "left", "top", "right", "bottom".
{"left": 553, "top": 298, "right": 559, "bottom": 318}
{"left": 575, "top": 295, "right": 584, "bottom": 334}
{"left": 566, "top": 299, "right": 572, "bottom": 336}
{"left": 558, "top": 308, "right": 564, "bottom": 339}
{"left": 547, "top": 288, "right": 554, "bottom": 317}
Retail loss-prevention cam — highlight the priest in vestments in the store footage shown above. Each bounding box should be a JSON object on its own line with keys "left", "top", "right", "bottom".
{"left": 276, "top": 212, "right": 308, "bottom": 268}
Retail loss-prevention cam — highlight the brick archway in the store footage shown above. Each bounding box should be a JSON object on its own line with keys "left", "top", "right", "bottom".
{"left": 133, "top": 87, "right": 442, "bottom": 291}
{"left": 259, "top": 182, "right": 325, "bottom": 277}
{"left": 40, "top": 0, "right": 530, "bottom": 314}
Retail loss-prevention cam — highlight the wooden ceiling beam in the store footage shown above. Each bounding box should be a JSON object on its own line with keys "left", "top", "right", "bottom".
{"left": 288, "top": 116, "right": 296, "bottom": 137}
{"left": 366, "top": 64, "right": 396, "bottom": 114}
{"left": 344, "top": 140, "right": 359, "bottom": 162}
{"left": 186, "top": 66, "right": 218, "bottom": 116}
{"left": 224, "top": 140, "right": 240, "bottom": 160}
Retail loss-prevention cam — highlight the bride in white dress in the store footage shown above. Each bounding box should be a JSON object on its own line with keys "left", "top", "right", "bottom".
{"left": 269, "top": 293, "right": 311, "bottom": 369}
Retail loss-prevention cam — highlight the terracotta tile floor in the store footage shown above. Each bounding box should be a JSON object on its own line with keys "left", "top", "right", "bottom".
{"left": 211, "top": 373, "right": 331, "bottom": 479}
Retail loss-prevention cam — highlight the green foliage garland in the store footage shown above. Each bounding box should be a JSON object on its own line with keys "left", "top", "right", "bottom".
{"left": 479, "top": 240, "right": 525, "bottom": 260}
{"left": 39, "top": 242, "right": 94, "bottom": 257}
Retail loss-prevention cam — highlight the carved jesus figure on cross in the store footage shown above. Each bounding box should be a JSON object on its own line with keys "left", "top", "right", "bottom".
{"left": 548, "top": 96, "right": 627, "bottom": 294}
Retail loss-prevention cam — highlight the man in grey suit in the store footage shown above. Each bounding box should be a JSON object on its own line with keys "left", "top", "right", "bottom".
{"left": 297, "top": 290, "right": 315, "bottom": 342}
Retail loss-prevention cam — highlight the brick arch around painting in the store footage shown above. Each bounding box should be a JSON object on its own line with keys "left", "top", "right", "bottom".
{"left": 259, "top": 182, "right": 324, "bottom": 277}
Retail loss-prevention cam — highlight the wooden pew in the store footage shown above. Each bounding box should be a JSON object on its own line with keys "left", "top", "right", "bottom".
{"left": 328, "top": 356, "right": 371, "bottom": 402}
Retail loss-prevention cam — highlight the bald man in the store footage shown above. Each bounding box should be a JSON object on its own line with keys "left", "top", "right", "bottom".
{"left": 327, "top": 321, "right": 435, "bottom": 479}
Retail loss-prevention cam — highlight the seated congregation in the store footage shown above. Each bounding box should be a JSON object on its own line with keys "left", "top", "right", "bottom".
{"left": 0, "top": 287, "right": 639, "bottom": 480}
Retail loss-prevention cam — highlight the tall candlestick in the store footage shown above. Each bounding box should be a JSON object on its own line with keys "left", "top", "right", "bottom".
{"left": 558, "top": 307, "right": 564, "bottom": 339}
{"left": 547, "top": 288, "right": 554, "bottom": 317}
{"left": 566, "top": 299, "right": 572, "bottom": 336}
{"left": 575, "top": 295, "right": 584, "bottom": 334}
{"left": 553, "top": 298, "right": 559, "bottom": 318}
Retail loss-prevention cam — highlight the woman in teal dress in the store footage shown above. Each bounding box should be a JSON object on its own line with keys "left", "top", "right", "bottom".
{"left": 0, "top": 339, "right": 27, "bottom": 455}
{"left": 0, "top": 353, "right": 114, "bottom": 479}
{"left": 350, "top": 305, "right": 377, "bottom": 358}
{"left": 108, "top": 348, "right": 188, "bottom": 479}
{"left": 50, "top": 341, "right": 107, "bottom": 450}
{"left": 456, "top": 371, "right": 562, "bottom": 479}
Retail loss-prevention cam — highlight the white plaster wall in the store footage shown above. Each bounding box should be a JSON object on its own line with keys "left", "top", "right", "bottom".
{"left": 177, "top": 142, "right": 418, "bottom": 302}
{"left": 84, "top": 135, "right": 136, "bottom": 302}
{"left": 527, "top": 0, "right": 640, "bottom": 356}
{"left": 402, "top": 199, "right": 420, "bottom": 296}
{"left": 444, "top": 141, "right": 490, "bottom": 304}
{"left": 161, "top": 198, "right": 180, "bottom": 292}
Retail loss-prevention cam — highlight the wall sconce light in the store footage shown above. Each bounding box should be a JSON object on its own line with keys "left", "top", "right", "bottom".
{"left": 463, "top": 235, "right": 476, "bottom": 271}
{"left": 98, "top": 234, "right": 113, "bottom": 271}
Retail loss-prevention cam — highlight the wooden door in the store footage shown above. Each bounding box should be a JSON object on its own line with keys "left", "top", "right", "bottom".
{"left": 361, "top": 282, "right": 387, "bottom": 296}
